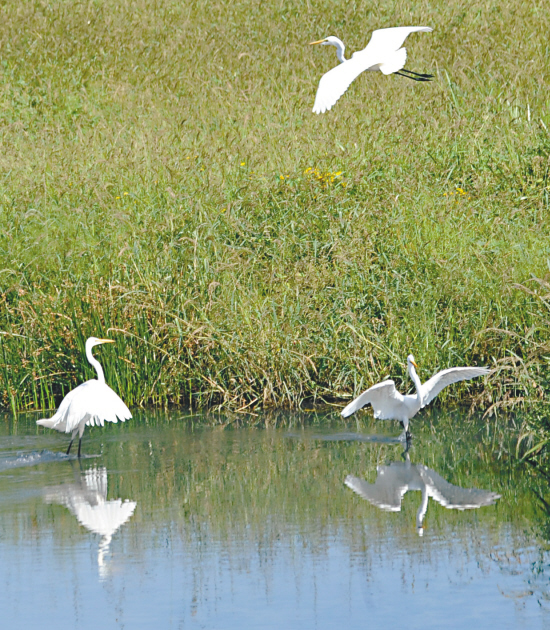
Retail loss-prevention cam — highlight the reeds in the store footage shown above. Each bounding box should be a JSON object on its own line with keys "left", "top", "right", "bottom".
{"left": 1, "top": 0, "right": 550, "bottom": 416}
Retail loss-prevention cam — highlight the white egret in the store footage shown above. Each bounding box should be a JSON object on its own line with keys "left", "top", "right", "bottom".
{"left": 341, "top": 355, "right": 490, "bottom": 438}
{"left": 37, "top": 337, "right": 131, "bottom": 457}
{"left": 310, "top": 26, "right": 433, "bottom": 114}
{"left": 345, "top": 452, "right": 500, "bottom": 535}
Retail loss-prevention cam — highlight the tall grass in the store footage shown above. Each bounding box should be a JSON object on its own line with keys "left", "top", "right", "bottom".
{"left": 1, "top": 0, "right": 550, "bottom": 414}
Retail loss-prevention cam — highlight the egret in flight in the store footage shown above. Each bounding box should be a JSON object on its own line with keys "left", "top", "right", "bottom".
{"left": 310, "top": 26, "right": 433, "bottom": 114}
{"left": 341, "top": 355, "right": 490, "bottom": 439}
{"left": 37, "top": 337, "right": 131, "bottom": 457}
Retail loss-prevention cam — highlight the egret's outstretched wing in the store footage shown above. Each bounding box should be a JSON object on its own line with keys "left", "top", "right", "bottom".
{"left": 38, "top": 380, "right": 131, "bottom": 434}
{"left": 341, "top": 380, "right": 403, "bottom": 418}
{"left": 345, "top": 473, "right": 404, "bottom": 511}
{"left": 363, "top": 26, "right": 433, "bottom": 56}
{"left": 312, "top": 53, "right": 375, "bottom": 114}
{"left": 419, "top": 465, "right": 501, "bottom": 510}
{"left": 419, "top": 367, "right": 490, "bottom": 408}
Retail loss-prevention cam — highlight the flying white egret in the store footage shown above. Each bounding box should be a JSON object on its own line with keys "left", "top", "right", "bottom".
{"left": 310, "top": 26, "right": 433, "bottom": 114}
{"left": 341, "top": 355, "right": 490, "bottom": 438}
{"left": 345, "top": 452, "right": 500, "bottom": 535}
{"left": 37, "top": 337, "right": 131, "bottom": 457}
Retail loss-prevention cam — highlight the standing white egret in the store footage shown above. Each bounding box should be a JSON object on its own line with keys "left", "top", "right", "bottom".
{"left": 310, "top": 26, "right": 433, "bottom": 114}
{"left": 37, "top": 337, "right": 131, "bottom": 457}
{"left": 341, "top": 355, "right": 490, "bottom": 438}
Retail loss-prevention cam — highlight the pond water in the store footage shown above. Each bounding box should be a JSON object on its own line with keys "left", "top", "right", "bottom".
{"left": 0, "top": 410, "right": 549, "bottom": 629}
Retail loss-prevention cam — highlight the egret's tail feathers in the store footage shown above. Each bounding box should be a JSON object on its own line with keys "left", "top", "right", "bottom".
{"left": 37, "top": 418, "right": 57, "bottom": 429}
{"left": 380, "top": 48, "right": 407, "bottom": 75}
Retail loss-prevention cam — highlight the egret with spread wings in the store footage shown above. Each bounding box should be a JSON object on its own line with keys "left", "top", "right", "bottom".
{"left": 310, "top": 26, "right": 433, "bottom": 114}
{"left": 37, "top": 337, "right": 132, "bottom": 457}
{"left": 341, "top": 355, "right": 490, "bottom": 438}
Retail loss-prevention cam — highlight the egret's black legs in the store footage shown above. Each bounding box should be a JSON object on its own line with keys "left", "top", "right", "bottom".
{"left": 77, "top": 438, "right": 82, "bottom": 458}
{"left": 400, "top": 68, "right": 434, "bottom": 79}
{"left": 66, "top": 439, "right": 74, "bottom": 455}
{"left": 395, "top": 70, "right": 432, "bottom": 82}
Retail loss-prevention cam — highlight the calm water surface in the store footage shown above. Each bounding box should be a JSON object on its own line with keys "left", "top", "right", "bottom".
{"left": 0, "top": 411, "right": 549, "bottom": 629}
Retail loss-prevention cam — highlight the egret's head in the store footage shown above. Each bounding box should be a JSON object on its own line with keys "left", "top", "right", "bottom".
{"left": 407, "top": 354, "right": 418, "bottom": 369}
{"left": 309, "top": 36, "right": 341, "bottom": 47}
{"left": 86, "top": 337, "right": 115, "bottom": 349}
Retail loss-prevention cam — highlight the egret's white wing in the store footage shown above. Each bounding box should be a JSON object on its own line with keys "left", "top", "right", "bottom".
{"left": 37, "top": 384, "right": 83, "bottom": 432}
{"left": 37, "top": 379, "right": 131, "bottom": 434}
{"left": 345, "top": 472, "right": 405, "bottom": 511}
{"left": 418, "top": 465, "right": 501, "bottom": 510}
{"left": 363, "top": 26, "right": 433, "bottom": 56}
{"left": 341, "top": 380, "right": 402, "bottom": 418}
{"left": 312, "top": 53, "right": 376, "bottom": 114}
{"left": 419, "top": 367, "right": 490, "bottom": 408}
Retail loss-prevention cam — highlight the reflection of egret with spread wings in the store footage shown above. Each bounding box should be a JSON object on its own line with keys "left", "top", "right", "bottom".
{"left": 44, "top": 466, "right": 136, "bottom": 578}
{"left": 345, "top": 450, "right": 500, "bottom": 535}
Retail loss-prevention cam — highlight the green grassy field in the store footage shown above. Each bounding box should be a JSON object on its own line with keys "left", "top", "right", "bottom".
{"left": 1, "top": 0, "right": 550, "bottom": 418}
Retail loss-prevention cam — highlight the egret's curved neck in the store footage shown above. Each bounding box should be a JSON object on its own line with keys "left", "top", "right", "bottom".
{"left": 86, "top": 343, "right": 105, "bottom": 384}
{"left": 408, "top": 363, "right": 423, "bottom": 400}
{"left": 331, "top": 39, "right": 346, "bottom": 63}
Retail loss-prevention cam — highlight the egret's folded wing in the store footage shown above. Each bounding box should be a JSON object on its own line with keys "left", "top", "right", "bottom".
{"left": 312, "top": 54, "right": 373, "bottom": 114}
{"left": 365, "top": 26, "right": 433, "bottom": 55}
{"left": 419, "top": 367, "right": 490, "bottom": 408}
{"left": 341, "top": 380, "right": 397, "bottom": 418}
{"left": 345, "top": 474, "right": 404, "bottom": 511}
{"left": 419, "top": 466, "right": 500, "bottom": 510}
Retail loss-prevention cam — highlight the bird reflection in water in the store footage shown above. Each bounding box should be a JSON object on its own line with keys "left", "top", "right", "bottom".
{"left": 44, "top": 466, "right": 136, "bottom": 578}
{"left": 345, "top": 449, "right": 500, "bottom": 535}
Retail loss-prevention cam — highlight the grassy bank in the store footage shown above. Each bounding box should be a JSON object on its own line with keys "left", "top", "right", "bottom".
{"left": 1, "top": 0, "right": 550, "bottom": 414}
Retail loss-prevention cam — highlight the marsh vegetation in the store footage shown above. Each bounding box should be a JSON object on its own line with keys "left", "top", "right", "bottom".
{"left": 1, "top": 1, "right": 549, "bottom": 434}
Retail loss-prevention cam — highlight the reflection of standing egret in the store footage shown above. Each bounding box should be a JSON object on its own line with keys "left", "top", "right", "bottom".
{"left": 44, "top": 466, "right": 136, "bottom": 577}
{"left": 37, "top": 337, "right": 132, "bottom": 457}
{"left": 345, "top": 451, "right": 500, "bottom": 535}
{"left": 341, "top": 354, "right": 490, "bottom": 440}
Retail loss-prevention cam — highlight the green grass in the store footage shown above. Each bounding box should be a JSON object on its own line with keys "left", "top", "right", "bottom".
{"left": 1, "top": 0, "right": 550, "bottom": 416}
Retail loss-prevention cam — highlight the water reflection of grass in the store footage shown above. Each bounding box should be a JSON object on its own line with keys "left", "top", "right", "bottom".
{"left": 3, "top": 410, "right": 534, "bottom": 534}
{"left": 1, "top": 1, "right": 550, "bottom": 416}
{"left": 2, "top": 410, "right": 549, "bottom": 612}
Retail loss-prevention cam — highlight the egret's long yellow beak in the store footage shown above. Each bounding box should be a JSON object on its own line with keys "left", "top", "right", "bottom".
{"left": 98, "top": 338, "right": 115, "bottom": 344}
{"left": 309, "top": 39, "right": 327, "bottom": 45}
{"left": 411, "top": 360, "right": 418, "bottom": 368}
